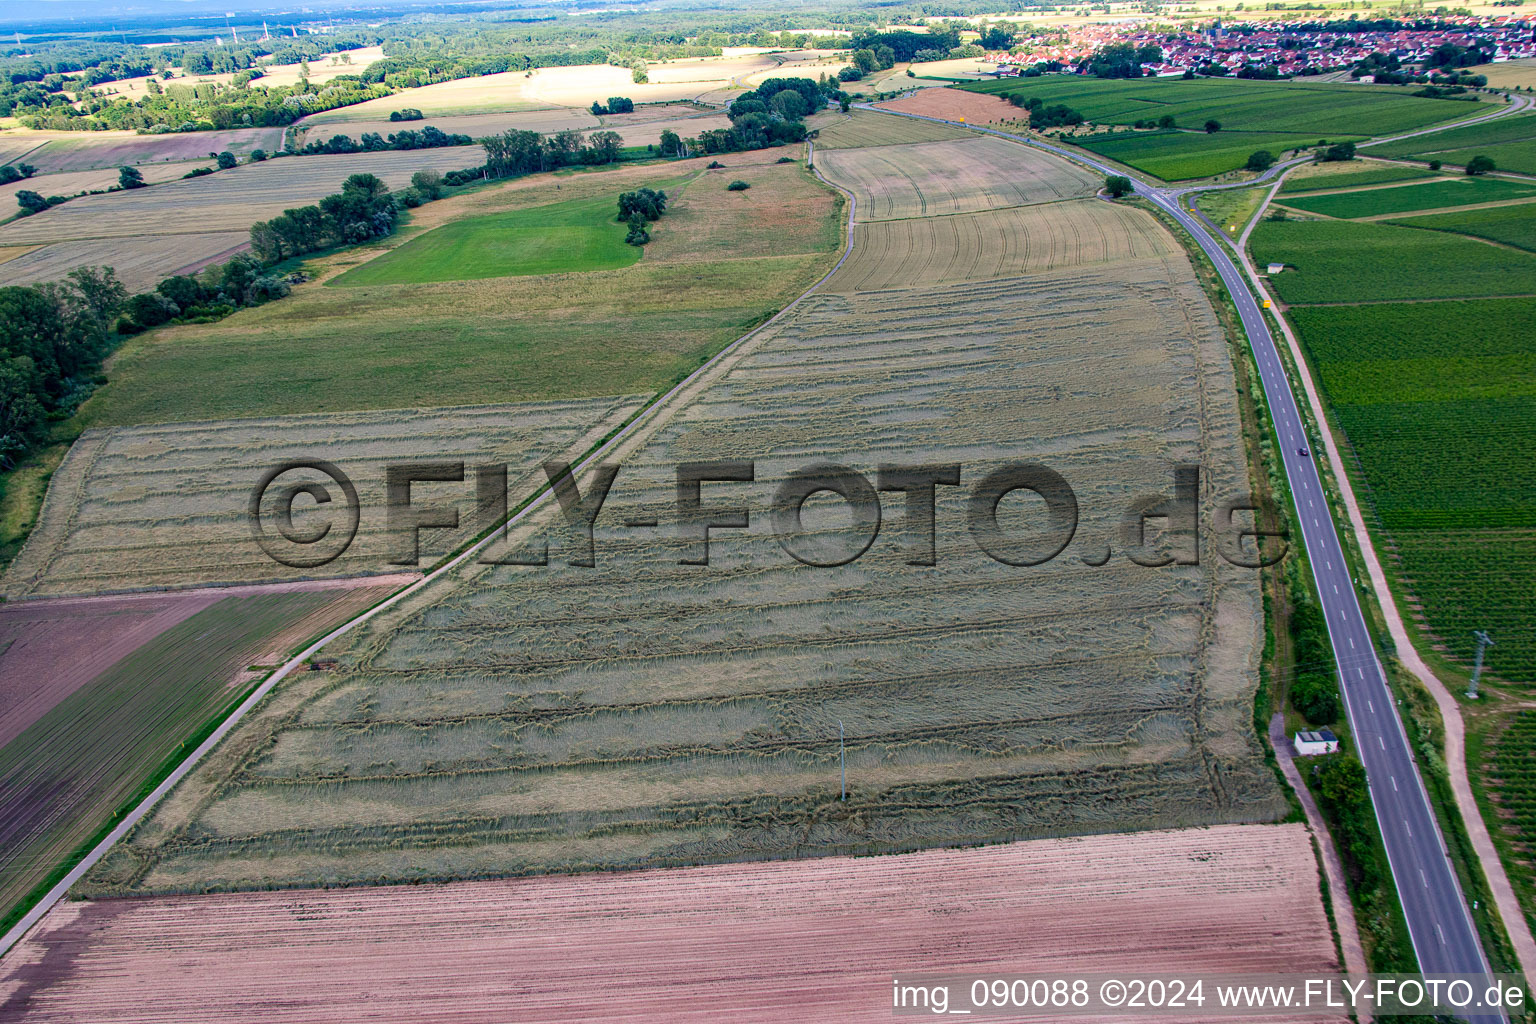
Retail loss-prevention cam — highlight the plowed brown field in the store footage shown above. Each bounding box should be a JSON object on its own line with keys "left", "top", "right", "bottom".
{"left": 2, "top": 824, "right": 1339, "bottom": 1023}
{"left": 874, "top": 86, "right": 1027, "bottom": 129}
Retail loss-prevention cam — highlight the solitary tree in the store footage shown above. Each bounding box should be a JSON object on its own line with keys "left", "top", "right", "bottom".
{"left": 1104, "top": 174, "right": 1133, "bottom": 198}
{"left": 1245, "top": 149, "right": 1275, "bottom": 172}
{"left": 118, "top": 165, "right": 145, "bottom": 189}
{"left": 216, "top": 151, "right": 238, "bottom": 169}
{"left": 1157, "top": 114, "right": 1175, "bottom": 129}
{"left": 1204, "top": 118, "right": 1221, "bottom": 133}
{"left": 1466, "top": 154, "right": 1496, "bottom": 176}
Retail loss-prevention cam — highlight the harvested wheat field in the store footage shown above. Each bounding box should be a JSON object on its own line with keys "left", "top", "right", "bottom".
{"left": 644, "top": 153, "right": 842, "bottom": 262}
{"left": 816, "top": 136, "right": 1098, "bottom": 220}
{"left": 11, "top": 825, "right": 1339, "bottom": 1023}
{"left": 301, "top": 72, "right": 553, "bottom": 124}
{"left": 597, "top": 112, "right": 733, "bottom": 148}
{"left": 874, "top": 86, "right": 1026, "bottom": 129}
{"left": 16, "top": 127, "right": 284, "bottom": 173}
{"left": 826, "top": 199, "right": 1177, "bottom": 292}
{"left": 0, "top": 147, "right": 481, "bottom": 289}
{"left": 811, "top": 109, "right": 972, "bottom": 149}
{"left": 0, "top": 162, "right": 195, "bottom": 208}
{"left": 4, "top": 396, "right": 648, "bottom": 599}
{"left": 298, "top": 107, "right": 599, "bottom": 147}
{"left": 0, "top": 232, "right": 248, "bottom": 293}
{"left": 83, "top": 127, "right": 1277, "bottom": 894}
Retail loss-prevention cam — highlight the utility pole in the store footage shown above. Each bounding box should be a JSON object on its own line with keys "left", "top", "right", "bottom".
{"left": 839, "top": 720, "right": 846, "bottom": 800}
{"left": 1468, "top": 631, "right": 1494, "bottom": 699}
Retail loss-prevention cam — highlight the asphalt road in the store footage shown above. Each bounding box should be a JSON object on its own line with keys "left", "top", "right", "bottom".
{"left": 862, "top": 103, "right": 1502, "bottom": 1012}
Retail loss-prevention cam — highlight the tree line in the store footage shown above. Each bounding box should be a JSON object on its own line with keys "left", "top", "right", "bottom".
{"left": 301, "top": 125, "right": 473, "bottom": 155}
{"left": 250, "top": 171, "right": 436, "bottom": 263}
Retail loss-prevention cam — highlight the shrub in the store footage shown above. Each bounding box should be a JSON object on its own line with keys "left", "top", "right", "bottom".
{"left": 122, "top": 292, "right": 179, "bottom": 328}
{"left": 1246, "top": 150, "right": 1276, "bottom": 172}
{"left": 1291, "top": 672, "right": 1340, "bottom": 724}
{"left": 250, "top": 148, "right": 267, "bottom": 162}
{"left": 15, "top": 190, "right": 48, "bottom": 214}
{"left": 1428, "top": 159, "right": 1442, "bottom": 171}
{"left": 727, "top": 180, "right": 751, "bottom": 191}
{"left": 776, "top": 156, "right": 794, "bottom": 164}
{"left": 624, "top": 212, "right": 650, "bottom": 246}
{"left": 707, "top": 160, "right": 725, "bottom": 169}
{"left": 216, "top": 151, "right": 237, "bottom": 170}
{"left": 118, "top": 165, "right": 145, "bottom": 189}
{"left": 411, "top": 168, "right": 444, "bottom": 200}
{"left": 1205, "top": 119, "right": 1221, "bottom": 133}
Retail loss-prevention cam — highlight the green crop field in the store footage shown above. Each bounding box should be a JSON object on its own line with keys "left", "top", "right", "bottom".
{"left": 1075, "top": 129, "right": 1340, "bottom": 180}
{"left": 0, "top": 587, "right": 393, "bottom": 934}
{"left": 1388, "top": 201, "right": 1536, "bottom": 252}
{"left": 1482, "top": 711, "right": 1536, "bottom": 912}
{"left": 1250, "top": 218, "right": 1536, "bottom": 304}
{"left": 332, "top": 193, "right": 651, "bottom": 286}
{"left": 1278, "top": 178, "right": 1536, "bottom": 219}
{"left": 1278, "top": 163, "right": 1439, "bottom": 194}
{"left": 75, "top": 152, "right": 842, "bottom": 428}
{"left": 1286, "top": 298, "right": 1536, "bottom": 680}
{"left": 1368, "top": 112, "right": 1536, "bottom": 174}
{"left": 961, "top": 76, "right": 1478, "bottom": 138}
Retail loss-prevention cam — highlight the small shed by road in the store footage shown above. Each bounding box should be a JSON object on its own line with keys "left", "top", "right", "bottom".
{"left": 1267, "top": 262, "right": 1285, "bottom": 275}
{"left": 1294, "top": 728, "right": 1340, "bottom": 756}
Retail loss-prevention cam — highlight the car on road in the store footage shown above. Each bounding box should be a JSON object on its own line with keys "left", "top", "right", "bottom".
{"left": 1298, "top": 446, "right": 1309, "bottom": 456}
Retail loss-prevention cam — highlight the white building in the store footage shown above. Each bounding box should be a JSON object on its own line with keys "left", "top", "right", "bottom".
{"left": 1294, "top": 729, "right": 1340, "bottom": 756}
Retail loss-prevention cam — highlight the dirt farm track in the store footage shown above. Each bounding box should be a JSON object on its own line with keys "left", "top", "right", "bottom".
{"left": 0, "top": 824, "right": 1340, "bottom": 1023}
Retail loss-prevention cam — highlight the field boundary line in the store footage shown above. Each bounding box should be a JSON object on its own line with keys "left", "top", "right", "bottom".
{"left": 1229, "top": 163, "right": 1536, "bottom": 988}
{"left": 0, "top": 137, "right": 860, "bottom": 962}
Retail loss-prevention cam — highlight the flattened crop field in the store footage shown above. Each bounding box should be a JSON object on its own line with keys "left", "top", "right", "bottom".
{"left": 9, "top": 825, "right": 1340, "bottom": 1022}
{"left": 85, "top": 113, "right": 1284, "bottom": 897}
{"left": 814, "top": 136, "right": 1100, "bottom": 220}
{"left": 5, "top": 397, "right": 648, "bottom": 598}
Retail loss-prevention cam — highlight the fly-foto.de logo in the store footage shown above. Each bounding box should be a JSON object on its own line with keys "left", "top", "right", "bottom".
{"left": 250, "top": 459, "right": 1288, "bottom": 571}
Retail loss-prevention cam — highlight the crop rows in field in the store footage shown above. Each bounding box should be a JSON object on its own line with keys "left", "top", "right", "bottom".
{"left": 91, "top": 206, "right": 1280, "bottom": 894}
{"left": 0, "top": 586, "right": 395, "bottom": 933}
{"left": 32, "top": 826, "right": 1340, "bottom": 1023}
{"left": 1277, "top": 177, "right": 1536, "bottom": 219}
{"left": 0, "top": 231, "right": 248, "bottom": 294}
{"left": 962, "top": 75, "right": 1479, "bottom": 138}
{"left": 1078, "top": 129, "right": 1350, "bottom": 181}
{"left": 815, "top": 136, "right": 1099, "bottom": 221}
{"left": 812, "top": 110, "right": 972, "bottom": 150}
{"left": 5, "top": 397, "right": 648, "bottom": 598}
{"left": 1278, "top": 163, "right": 1439, "bottom": 194}
{"left": 826, "top": 199, "right": 1176, "bottom": 292}
{"left": 19, "top": 126, "right": 284, "bottom": 173}
{"left": 1388, "top": 201, "right": 1536, "bottom": 252}
{"left": 1484, "top": 711, "right": 1536, "bottom": 895}
{"left": 1250, "top": 218, "right": 1536, "bottom": 305}
{"left": 1369, "top": 112, "right": 1536, "bottom": 174}
{"left": 1285, "top": 298, "right": 1536, "bottom": 680}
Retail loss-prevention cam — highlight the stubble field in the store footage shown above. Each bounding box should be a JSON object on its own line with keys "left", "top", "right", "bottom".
{"left": 11, "top": 825, "right": 1340, "bottom": 1023}
{"left": 811, "top": 110, "right": 971, "bottom": 149}
{"left": 814, "top": 135, "right": 1099, "bottom": 220}
{"left": 10, "top": 126, "right": 285, "bottom": 173}
{"left": 4, "top": 397, "right": 648, "bottom": 598}
{"left": 872, "top": 87, "right": 1025, "bottom": 128}
{"left": 83, "top": 116, "right": 1282, "bottom": 897}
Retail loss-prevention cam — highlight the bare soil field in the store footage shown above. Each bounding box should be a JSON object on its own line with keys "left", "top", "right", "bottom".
{"left": 597, "top": 112, "right": 734, "bottom": 148}
{"left": 815, "top": 136, "right": 1098, "bottom": 220}
{"left": 826, "top": 199, "right": 1177, "bottom": 292}
{"left": 3, "top": 396, "right": 648, "bottom": 598}
{"left": 15, "top": 127, "right": 284, "bottom": 173}
{"left": 299, "top": 107, "right": 599, "bottom": 147}
{"left": 0, "top": 593, "right": 219, "bottom": 748}
{"left": 0, "top": 584, "right": 400, "bottom": 938}
{"left": 85, "top": 129, "right": 1275, "bottom": 892}
{"left": 811, "top": 109, "right": 972, "bottom": 149}
{"left": 10, "top": 825, "right": 1336, "bottom": 1023}
{"left": 0, "top": 232, "right": 247, "bottom": 293}
{"left": 874, "top": 86, "right": 1026, "bottom": 128}
{"left": 0, "top": 147, "right": 481, "bottom": 290}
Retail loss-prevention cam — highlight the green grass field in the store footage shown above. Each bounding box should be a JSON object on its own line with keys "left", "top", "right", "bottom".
{"left": 1369, "top": 112, "right": 1536, "bottom": 174}
{"left": 1075, "top": 129, "right": 1340, "bottom": 180}
{"left": 962, "top": 76, "right": 1479, "bottom": 137}
{"left": 333, "top": 193, "right": 648, "bottom": 286}
{"left": 76, "top": 154, "right": 842, "bottom": 427}
{"left": 1195, "top": 186, "right": 1268, "bottom": 239}
{"left": 1250, "top": 218, "right": 1536, "bottom": 304}
{"left": 1388, "top": 201, "right": 1536, "bottom": 252}
{"left": 1284, "top": 295, "right": 1536, "bottom": 682}
{"left": 1278, "top": 164, "right": 1439, "bottom": 194}
{"left": 1278, "top": 177, "right": 1536, "bottom": 219}
{"left": 0, "top": 588, "right": 390, "bottom": 935}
